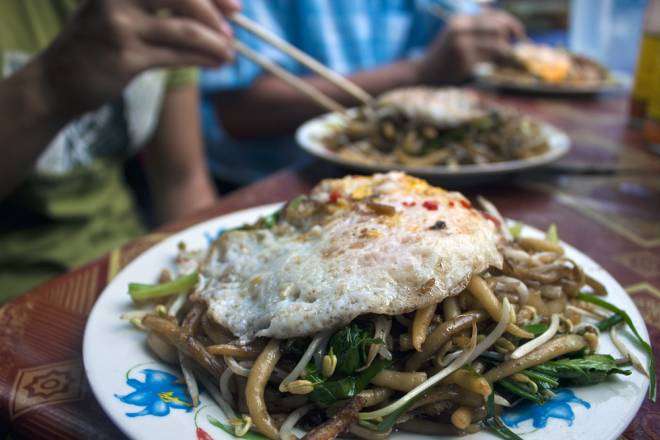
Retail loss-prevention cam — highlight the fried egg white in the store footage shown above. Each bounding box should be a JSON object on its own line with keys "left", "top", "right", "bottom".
{"left": 198, "top": 172, "right": 502, "bottom": 341}
{"left": 377, "top": 87, "right": 488, "bottom": 128}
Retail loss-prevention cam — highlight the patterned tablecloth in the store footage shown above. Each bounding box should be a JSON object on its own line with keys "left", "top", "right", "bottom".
{"left": 1, "top": 93, "right": 659, "bottom": 439}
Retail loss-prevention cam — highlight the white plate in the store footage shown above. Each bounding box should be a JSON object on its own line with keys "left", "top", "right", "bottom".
{"left": 473, "top": 63, "right": 629, "bottom": 96}
{"left": 83, "top": 203, "right": 650, "bottom": 440}
{"left": 295, "top": 111, "right": 570, "bottom": 179}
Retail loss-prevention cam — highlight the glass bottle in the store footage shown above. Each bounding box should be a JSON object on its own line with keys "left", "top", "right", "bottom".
{"left": 641, "top": 0, "right": 660, "bottom": 149}
{"left": 630, "top": 0, "right": 660, "bottom": 123}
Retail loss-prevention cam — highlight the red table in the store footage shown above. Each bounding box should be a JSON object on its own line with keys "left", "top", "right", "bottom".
{"left": 1, "top": 93, "right": 659, "bottom": 439}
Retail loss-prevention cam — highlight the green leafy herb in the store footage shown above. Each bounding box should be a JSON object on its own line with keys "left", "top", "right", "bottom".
{"left": 596, "top": 313, "right": 625, "bottom": 332}
{"left": 207, "top": 415, "right": 269, "bottom": 440}
{"left": 310, "top": 358, "right": 390, "bottom": 405}
{"left": 496, "top": 354, "right": 631, "bottom": 405}
{"left": 509, "top": 223, "right": 523, "bottom": 239}
{"left": 531, "top": 354, "right": 631, "bottom": 386}
{"left": 522, "top": 323, "right": 550, "bottom": 337}
{"left": 522, "top": 370, "right": 559, "bottom": 389}
{"left": 302, "top": 363, "right": 325, "bottom": 385}
{"left": 328, "top": 323, "right": 382, "bottom": 375}
{"left": 546, "top": 224, "right": 559, "bottom": 243}
{"left": 128, "top": 271, "right": 198, "bottom": 302}
{"left": 576, "top": 293, "right": 656, "bottom": 402}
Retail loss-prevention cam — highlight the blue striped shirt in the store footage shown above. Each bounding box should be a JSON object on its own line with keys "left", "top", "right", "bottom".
{"left": 202, "top": 0, "right": 479, "bottom": 184}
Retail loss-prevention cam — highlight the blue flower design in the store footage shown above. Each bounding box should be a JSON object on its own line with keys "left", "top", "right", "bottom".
{"left": 115, "top": 369, "right": 193, "bottom": 417}
{"left": 502, "top": 389, "right": 591, "bottom": 429}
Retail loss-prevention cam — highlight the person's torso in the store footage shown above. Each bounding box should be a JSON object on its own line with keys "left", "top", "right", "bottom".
{"left": 201, "top": 0, "right": 445, "bottom": 185}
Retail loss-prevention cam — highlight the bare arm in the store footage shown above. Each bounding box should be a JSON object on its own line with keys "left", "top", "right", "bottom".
{"left": 0, "top": 62, "right": 72, "bottom": 199}
{"left": 214, "top": 59, "right": 419, "bottom": 139}
{"left": 143, "top": 85, "right": 217, "bottom": 223}
{"left": 214, "top": 10, "right": 525, "bottom": 140}
{"left": 0, "top": 0, "right": 238, "bottom": 200}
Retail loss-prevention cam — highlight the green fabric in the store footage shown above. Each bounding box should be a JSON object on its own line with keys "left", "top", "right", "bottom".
{"left": 0, "top": 162, "right": 145, "bottom": 301}
{"left": 0, "top": 1, "right": 197, "bottom": 302}
{"left": 0, "top": 1, "right": 77, "bottom": 54}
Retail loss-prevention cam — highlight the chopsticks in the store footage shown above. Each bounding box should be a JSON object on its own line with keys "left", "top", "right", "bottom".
{"left": 228, "top": 13, "right": 374, "bottom": 113}
{"left": 231, "top": 41, "right": 347, "bottom": 113}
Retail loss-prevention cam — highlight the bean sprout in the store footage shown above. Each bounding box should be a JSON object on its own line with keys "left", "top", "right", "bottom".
{"left": 220, "top": 368, "right": 235, "bottom": 405}
{"left": 280, "top": 331, "right": 331, "bottom": 392}
{"left": 225, "top": 356, "right": 253, "bottom": 377}
{"left": 511, "top": 313, "right": 560, "bottom": 360}
{"left": 279, "top": 404, "right": 313, "bottom": 440}
{"left": 610, "top": 324, "right": 649, "bottom": 377}
{"left": 199, "top": 374, "right": 237, "bottom": 421}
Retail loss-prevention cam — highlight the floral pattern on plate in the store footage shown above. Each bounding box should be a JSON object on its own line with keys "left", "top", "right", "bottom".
{"left": 115, "top": 368, "right": 193, "bottom": 417}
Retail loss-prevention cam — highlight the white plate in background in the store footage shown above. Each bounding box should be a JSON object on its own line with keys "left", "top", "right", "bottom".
{"left": 296, "top": 110, "right": 570, "bottom": 180}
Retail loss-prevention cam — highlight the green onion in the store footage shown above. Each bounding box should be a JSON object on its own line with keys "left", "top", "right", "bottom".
{"left": 128, "top": 271, "right": 198, "bottom": 302}
{"left": 576, "top": 293, "right": 656, "bottom": 402}
{"left": 484, "top": 392, "right": 523, "bottom": 440}
{"left": 546, "top": 224, "right": 559, "bottom": 243}
{"left": 522, "top": 370, "right": 559, "bottom": 388}
{"left": 484, "top": 416, "right": 523, "bottom": 440}
{"left": 497, "top": 378, "right": 544, "bottom": 404}
{"left": 207, "top": 415, "right": 268, "bottom": 440}
{"left": 374, "top": 396, "right": 418, "bottom": 432}
{"left": 596, "top": 313, "right": 625, "bottom": 331}
{"left": 486, "top": 390, "right": 496, "bottom": 417}
{"left": 287, "top": 195, "right": 307, "bottom": 210}
{"left": 509, "top": 223, "right": 523, "bottom": 239}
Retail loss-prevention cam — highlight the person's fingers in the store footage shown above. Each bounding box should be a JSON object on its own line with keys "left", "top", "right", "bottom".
{"left": 503, "top": 14, "right": 526, "bottom": 41}
{"left": 484, "top": 10, "right": 526, "bottom": 41}
{"left": 472, "top": 25, "right": 509, "bottom": 39}
{"left": 142, "top": 0, "right": 231, "bottom": 37}
{"left": 138, "top": 45, "right": 222, "bottom": 69}
{"left": 211, "top": 0, "right": 241, "bottom": 15}
{"left": 475, "top": 39, "right": 511, "bottom": 62}
{"left": 141, "top": 16, "right": 235, "bottom": 62}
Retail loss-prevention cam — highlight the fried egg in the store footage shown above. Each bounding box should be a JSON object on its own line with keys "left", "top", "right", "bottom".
{"left": 376, "top": 87, "right": 488, "bottom": 128}
{"left": 513, "top": 43, "right": 571, "bottom": 84}
{"left": 198, "top": 172, "right": 502, "bottom": 341}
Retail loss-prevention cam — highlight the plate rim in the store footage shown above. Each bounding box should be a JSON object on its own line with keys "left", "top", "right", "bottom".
{"left": 295, "top": 110, "right": 571, "bottom": 178}
{"left": 83, "top": 203, "right": 650, "bottom": 440}
{"left": 82, "top": 203, "right": 283, "bottom": 440}
{"left": 472, "top": 63, "right": 629, "bottom": 95}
